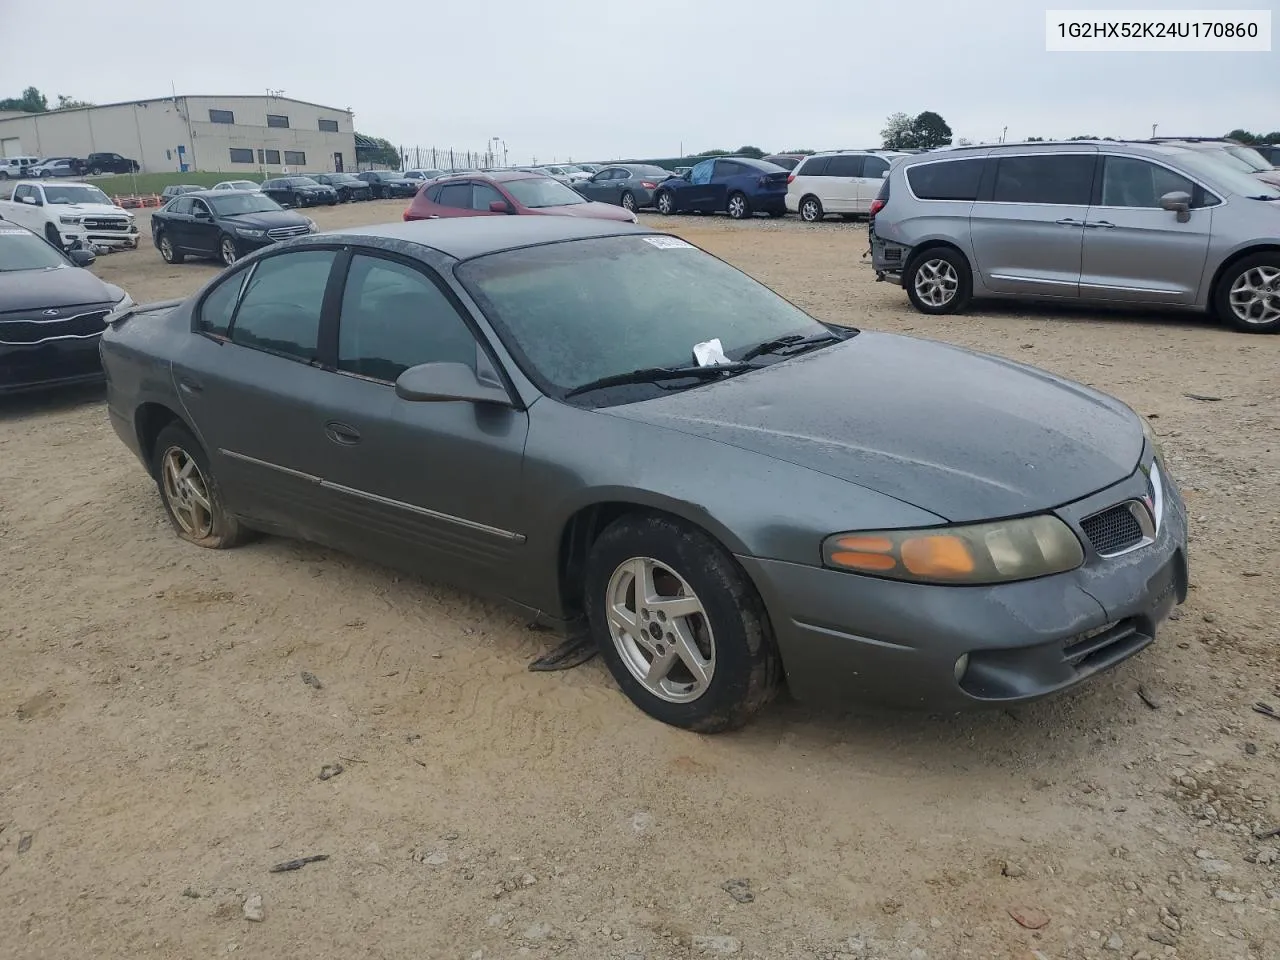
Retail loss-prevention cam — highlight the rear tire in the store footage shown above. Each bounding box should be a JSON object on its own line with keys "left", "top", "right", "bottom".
{"left": 157, "top": 230, "right": 184, "bottom": 264}
{"left": 585, "top": 513, "right": 781, "bottom": 733}
{"left": 152, "top": 423, "right": 250, "bottom": 549}
{"left": 293, "top": 193, "right": 306, "bottom": 208}
{"left": 904, "top": 246, "right": 972, "bottom": 315}
{"left": 1214, "top": 252, "right": 1280, "bottom": 333}
{"left": 727, "top": 191, "right": 750, "bottom": 219}
{"left": 799, "top": 196, "right": 824, "bottom": 222}
{"left": 621, "top": 191, "right": 636, "bottom": 212}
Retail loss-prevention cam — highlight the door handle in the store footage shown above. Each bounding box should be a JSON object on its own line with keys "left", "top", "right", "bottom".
{"left": 325, "top": 421, "right": 361, "bottom": 445}
{"left": 1055, "top": 218, "right": 1082, "bottom": 225}
{"left": 1085, "top": 220, "right": 1116, "bottom": 229}
{"left": 178, "top": 376, "right": 203, "bottom": 395}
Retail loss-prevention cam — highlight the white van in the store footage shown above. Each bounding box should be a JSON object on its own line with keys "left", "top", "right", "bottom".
{"left": 0, "top": 156, "right": 40, "bottom": 180}
{"left": 785, "top": 150, "right": 906, "bottom": 222}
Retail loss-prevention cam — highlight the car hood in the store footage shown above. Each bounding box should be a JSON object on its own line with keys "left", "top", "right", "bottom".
{"left": 538, "top": 201, "right": 636, "bottom": 222}
{"left": 1252, "top": 170, "right": 1280, "bottom": 187}
{"left": 221, "top": 210, "right": 311, "bottom": 229}
{"left": 606, "top": 332, "right": 1143, "bottom": 522}
{"left": 48, "top": 203, "right": 129, "bottom": 217}
{"left": 0, "top": 265, "right": 119, "bottom": 312}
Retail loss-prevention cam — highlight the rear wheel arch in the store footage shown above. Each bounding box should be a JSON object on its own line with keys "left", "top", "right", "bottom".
{"left": 134, "top": 402, "right": 187, "bottom": 462}
{"left": 905, "top": 239, "right": 970, "bottom": 273}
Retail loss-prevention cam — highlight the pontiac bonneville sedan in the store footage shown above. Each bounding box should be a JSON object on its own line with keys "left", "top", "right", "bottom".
{"left": 100, "top": 217, "right": 1188, "bottom": 731}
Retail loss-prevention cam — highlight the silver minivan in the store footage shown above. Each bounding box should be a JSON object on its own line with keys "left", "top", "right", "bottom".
{"left": 870, "top": 141, "right": 1280, "bottom": 333}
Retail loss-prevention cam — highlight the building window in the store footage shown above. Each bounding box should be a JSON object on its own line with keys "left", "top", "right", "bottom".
{"left": 284, "top": 151, "right": 306, "bottom": 166}
{"left": 256, "top": 148, "right": 281, "bottom": 165}
{"left": 318, "top": 119, "right": 339, "bottom": 133}
{"left": 267, "top": 114, "right": 289, "bottom": 129}
{"left": 229, "top": 148, "right": 254, "bottom": 164}
{"left": 209, "top": 109, "right": 235, "bottom": 124}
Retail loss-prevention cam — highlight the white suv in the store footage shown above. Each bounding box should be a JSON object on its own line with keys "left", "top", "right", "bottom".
{"left": 786, "top": 150, "right": 906, "bottom": 222}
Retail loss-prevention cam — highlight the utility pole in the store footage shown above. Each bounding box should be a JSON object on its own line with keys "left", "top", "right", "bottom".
{"left": 1001, "top": 126, "right": 1008, "bottom": 143}
{"left": 1151, "top": 123, "right": 1158, "bottom": 138}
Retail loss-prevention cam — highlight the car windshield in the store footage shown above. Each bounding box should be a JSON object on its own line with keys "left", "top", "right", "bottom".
{"left": 293, "top": 177, "right": 321, "bottom": 186}
{"left": 44, "top": 185, "right": 111, "bottom": 205}
{"left": 0, "top": 227, "right": 68, "bottom": 272}
{"left": 456, "top": 234, "right": 834, "bottom": 403}
{"left": 1174, "top": 151, "right": 1280, "bottom": 198}
{"left": 1222, "top": 145, "right": 1274, "bottom": 171}
{"left": 503, "top": 177, "right": 587, "bottom": 208}
{"left": 209, "top": 194, "right": 284, "bottom": 215}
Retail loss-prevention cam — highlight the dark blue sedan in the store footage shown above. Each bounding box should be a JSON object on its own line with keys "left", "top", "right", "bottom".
{"left": 653, "top": 156, "right": 790, "bottom": 219}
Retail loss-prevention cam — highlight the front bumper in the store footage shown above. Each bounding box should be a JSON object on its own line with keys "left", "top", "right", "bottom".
{"left": 740, "top": 466, "right": 1189, "bottom": 710}
{"left": 0, "top": 336, "right": 104, "bottom": 395}
{"left": 57, "top": 221, "right": 140, "bottom": 251}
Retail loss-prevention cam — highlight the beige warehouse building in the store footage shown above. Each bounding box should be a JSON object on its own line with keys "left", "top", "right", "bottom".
{"left": 0, "top": 94, "right": 357, "bottom": 174}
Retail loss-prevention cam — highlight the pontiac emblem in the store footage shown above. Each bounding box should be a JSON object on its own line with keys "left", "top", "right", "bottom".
{"left": 42, "top": 308, "right": 60, "bottom": 317}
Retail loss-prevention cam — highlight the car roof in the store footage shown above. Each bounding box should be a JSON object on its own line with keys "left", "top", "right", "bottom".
{"left": 325, "top": 216, "right": 650, "bottom": 260}
{"left": 902, "top": 140, "right": 1204, "bottom": 162}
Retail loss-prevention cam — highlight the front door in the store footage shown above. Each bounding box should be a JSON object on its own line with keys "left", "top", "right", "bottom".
{"left": 969, "top": 152, "right": 1097, "bottom": 298}
{"left": 1078, "top": 155, "right": 1213, "bottom": 304}
{"left": 172, "top": 248, "right": 345, "bottom": 536}
{"left": 682, "top": 159, "right": 717, "bottom": 211}
{"left": 310, "top": 250, "right": 530, "bottom": 585}
{"left": 188, "top": 198, "right": 219, "bottom": 256}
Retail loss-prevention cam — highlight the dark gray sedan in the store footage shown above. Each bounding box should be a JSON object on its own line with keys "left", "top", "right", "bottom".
{"left": 573, "top": 164, "right": 673, "bottom": 212}
{"left": 100, "top": 218, "right": 1188, "bottom": 732}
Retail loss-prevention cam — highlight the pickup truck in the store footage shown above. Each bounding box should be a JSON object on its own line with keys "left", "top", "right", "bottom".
{"left": 85, "top": 152, "right": 140, "bottom": 175}
{"left": 0, "top": 180, "right": 139, "bottom": 251}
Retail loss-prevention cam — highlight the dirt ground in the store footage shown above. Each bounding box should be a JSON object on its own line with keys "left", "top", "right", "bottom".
{"left": 2, "top": 201, "right": 1278, "bottom": 960}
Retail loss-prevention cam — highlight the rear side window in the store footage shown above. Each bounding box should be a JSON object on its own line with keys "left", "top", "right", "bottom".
{"left": 437, "top": 183, "right": 473, "bottom": 208}
{"left": 992, "top": 154, "right": 1095, "bottom": 205}
{"left": 824, "top": 155, "right": 864, "bottom": 178}
{"left": 713, "top": 160, "right": 745, "bottom": 178}
{"left": 906, "top": 159, "right": 984, "bottom": 201}
{"left": 230, "top": 250, "right": 337, "bottom": 363}
{"left": 472, "top": 183, "right": 505, "bottom": 210}
{"left": 796, "top": 156, "right": 830, "bottom": 176}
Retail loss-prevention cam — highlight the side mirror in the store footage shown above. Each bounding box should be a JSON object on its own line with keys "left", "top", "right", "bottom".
{"left": 69, "top": 248, "right": 96, "bottom": 267}
{"left": 1160, "top": 190, "right": 1192, "bottom": 223}
{"left": 880, "top": 170, "right": 889, "bottom": 179}
{"left": 394, "top": 362, "right": 512, "bottom": 406}
{"left": 488, "top": 199, "right": 513, "bottom": 214}
{"left": 194, "top": 209, "right": 212, "bottom": 219}
{"left": 20, "top": 195, "right": 36, "bottom": 205}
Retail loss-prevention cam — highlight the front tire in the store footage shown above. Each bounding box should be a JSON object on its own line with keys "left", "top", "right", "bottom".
{"left": 905, "top": 246, "right": 972, "bottom": 315}
{"left": 156, "top": 230, "right": 184, "bottom": 264}
{"left": 293, "top": 193, "right": 306, "bottom": 208}
{"left": 218, "top": 234, "right": 239, "bottom": 266}
{"left": 585, "top": 514, "right": 781, "bottom": 732}
{"left": 90, "top": 166, "right": 102, "bottom": 176}
{"left": 727, "top": 191, "right": 750, "bottom": 220}
{"left": 655, "top": 190, "right": 675, "bottom": 215}
{"left": 1215, "top": 253, "right": 1280, "bottom": 333}
{"left": 152, "top": 423, "right": 249, "bottom": 549}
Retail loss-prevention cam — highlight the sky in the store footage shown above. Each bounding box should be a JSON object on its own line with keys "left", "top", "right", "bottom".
{"left": 0, "top": 0, "right": 1275, "bottom": 163}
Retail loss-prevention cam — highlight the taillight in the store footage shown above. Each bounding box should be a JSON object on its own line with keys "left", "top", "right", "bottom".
{"left": 869, "top": 198, "right": 886, "bottom": 217}
{"left": 640, "top": 181, "right": 657, "bottom": 189}
{"left": 787, "top": 173, "right": 795, "bottom": 184}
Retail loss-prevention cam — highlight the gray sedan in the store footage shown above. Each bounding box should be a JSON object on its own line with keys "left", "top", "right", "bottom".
{"left": 100, "top": 217, "right": 1188, "bottom": 732}
{"left": 574, "top": 164, "right": 674, "bottom": 212}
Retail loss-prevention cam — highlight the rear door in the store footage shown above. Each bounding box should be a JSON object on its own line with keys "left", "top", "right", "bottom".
{"left": 1078, "top": 154, "right": 1214, "bottom": 304}
{"left": 968, "top": 152, "right": 1095, "bottom": 298}
{"left": 856, "top": 155, "right": 892, "bottom": 212}
{"left": 819, "top": 154, "right": 864, "bottom": 212}
{"left": 310, "top": 250, "right": 530, "bottom": 584}
{"left": 434, "top": 181, "right": 482, "bottom": 217}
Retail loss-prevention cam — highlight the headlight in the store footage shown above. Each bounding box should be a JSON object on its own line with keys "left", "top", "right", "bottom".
{"left": 236, "top": 227, "right": 266, "bottom": 238}
{"left": 822, "top": 515, "right": 1084, "bottom": 585}
{"left": 1140, "top": 416, "right": 1163, "bottom": 462}
{"left": 59, "top": 215, "right": 81, "bottom": 225}
{"left": 305, "top": 217, "right": 318, "bottom": 233}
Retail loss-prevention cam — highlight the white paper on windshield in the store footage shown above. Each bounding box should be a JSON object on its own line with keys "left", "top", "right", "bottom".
{"left": 0, "top": 229, "right": 28, "bottom": 236}
{"left": 692, "top": 338, "right": 731, "bottom": 367}
{"left": 642, "top": 236, "right": 692, "bottom": 249}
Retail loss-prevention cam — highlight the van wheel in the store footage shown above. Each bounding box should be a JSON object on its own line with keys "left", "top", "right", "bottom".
{"left": 905, "top": 247, "right": 972, "bottom": 315}
{"left": 799, "top": 196, "right": 823, "bottom": 222}
{"left": 1215, "top": 253, "right": 1280, "bottom": 333}
{"left": 585, "top": 514, "right": 781, "bottom": 732}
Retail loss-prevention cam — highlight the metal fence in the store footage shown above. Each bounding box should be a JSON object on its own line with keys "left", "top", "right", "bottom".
{"left": 356, "top": 146, "right": 502, "bottom": 173}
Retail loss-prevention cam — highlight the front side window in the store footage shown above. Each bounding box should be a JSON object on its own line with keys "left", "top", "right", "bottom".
{"left": 12, "top": 184, "right": 32, "bottom": 203}
{"left": 337, "top": 254, "right": 476, "bottom": 382}
{"left": 824, "top": 155, "right": 864, "bottom": 178}
{"left": 906, "top": 158, "right": 984, "bottom": 201}
{"left": 191, "top": 199, "right": 212, "bottom": 217}
{"left": 170, "top": 198, "right": 194, "bottom": 215}
{"left": 472, "top": 183, "right": 505, "bottom": 210}
{"left": 457, "top": 235, "right": 830, "bottom": 403}
{"left": 992, "top": 154, "right": 1095, "bottom": 205}
{"left": 1101, "top": 157, "right": 1200, "bottom": 208}
{"left": 689, "top": 159, "right": 714, "bottom": 185}
{"left": 229, "top": 250, "right": 337, "bottom": 363}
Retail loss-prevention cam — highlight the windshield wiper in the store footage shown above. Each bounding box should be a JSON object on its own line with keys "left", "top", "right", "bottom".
{"left": 1246, "top": 194, "right": 1279, "bottom": 201}
{"left": 564, "top": 362, "right": 754, "bottom": 398}
{"left": 738, "top": 331, "right": 845, "bottom": 363}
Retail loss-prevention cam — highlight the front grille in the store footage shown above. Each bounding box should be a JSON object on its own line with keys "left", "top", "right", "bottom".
{"left": 1080, "top": 503, "right": 1145, "bottom": 556}
{"left": 267, "top": 225, "right": 310, "bottom": 240}
{"left": 81, "top": 217, "right": 130, "bottom": 231}
{"left": 1062, "top": 618, "right": 1144, "bottom": 669}
{"left": 0, "top": 309, "right": 109, "bottom": 345}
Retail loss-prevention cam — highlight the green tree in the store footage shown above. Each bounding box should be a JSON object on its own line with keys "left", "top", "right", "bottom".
{"left": 1225, "top": 128, "right": 1260, "bottom": 143}
{"left": 0, "top": 86, "right": 48, "bottom": 113}
{"left": 55, "top": 95, "right": 94, "bottom": 109}
{"left": 733, "top": 145, "right": 766, "bottom": 159}
{"left": 355, "top": 133, "right": 401, "bottom": 167}
{"left": 880, "top": 112, "right": 914, "bottom": 149}
{"left": 780, "top": 148, "right": 816, "bottom": 155}
{"left": 693, "top": 148, "right": 731, "bottom": 157}
{"left": 881, "top": 111, "right": 953, "bottom": 150}
{"left": 1026, "top": 136, "right": 1045, "bottom": 141}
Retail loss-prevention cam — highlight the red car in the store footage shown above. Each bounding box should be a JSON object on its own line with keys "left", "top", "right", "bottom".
{"left": 403, "top": 171, "right": 636, "bottom": 224}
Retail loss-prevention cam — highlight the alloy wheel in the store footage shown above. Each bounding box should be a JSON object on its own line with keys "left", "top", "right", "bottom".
{"left": 220, "top": 236, "right": 237, "bottom": 266}
{"left": 728, "top": 194, "right": 746, "bottom": 219}
{"left": 656, "top": 192, "right": 673, "bottom": 215}
{"left": 621, "top": 192, "right": 636, "bottom": 212}
{"left": 1228, "top": 265, "right": 1280, "bottom": 326}
{"left": 605, "top": 556, "right": 715, "bottom": 703}
{"left": 913, "top": 258, "right": 959, "bottom": 308}
{"left": 801, "top": 199, "right": 820, "bottom": 222}
{"left": 160, "top": 446, "right": 214, "bottom": 539}
{"left": 159, "top": 235, "right": 174, "bottom": 262}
